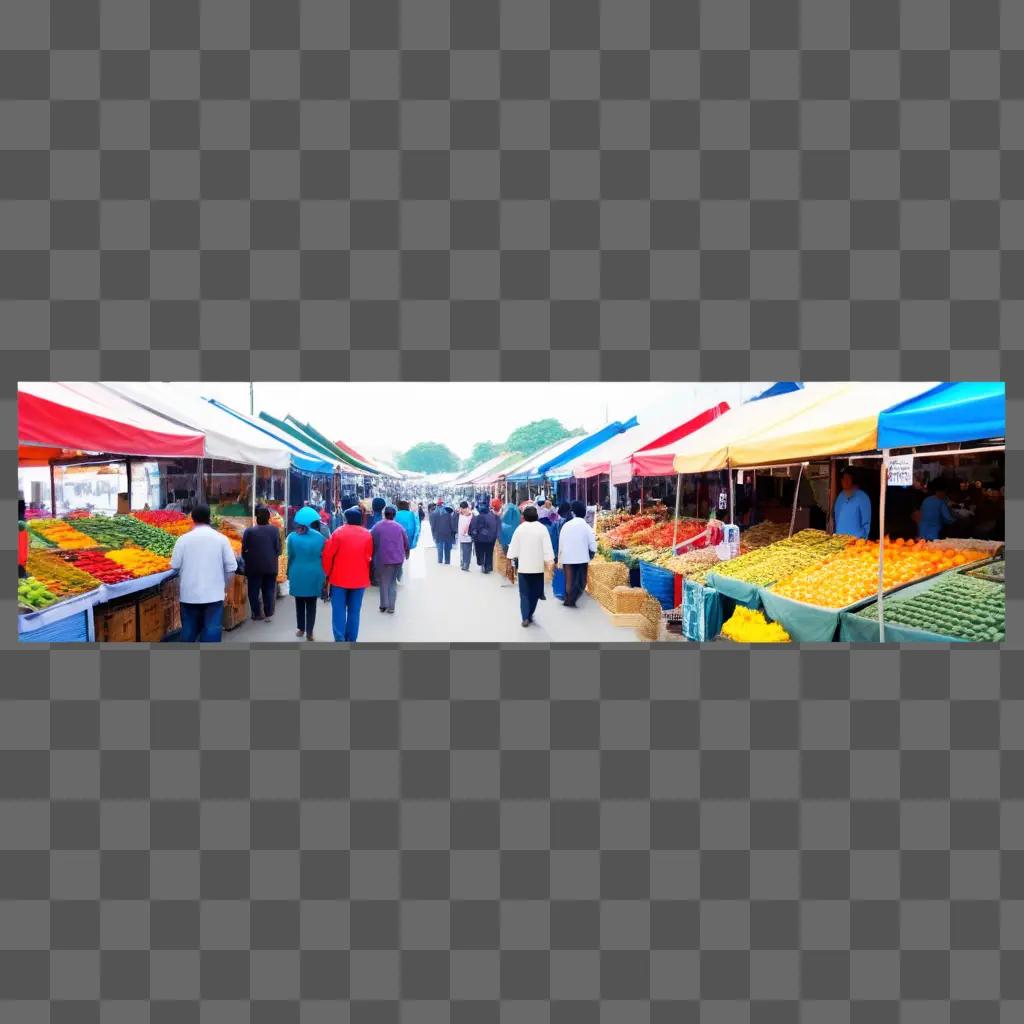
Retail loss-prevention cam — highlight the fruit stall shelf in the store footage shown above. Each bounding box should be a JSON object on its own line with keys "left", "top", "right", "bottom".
{"left": 18, "top": 569, "right": 176, "bottom": 643}
{"left": 839, "top": 568, "right": 1004, "bottom": 644}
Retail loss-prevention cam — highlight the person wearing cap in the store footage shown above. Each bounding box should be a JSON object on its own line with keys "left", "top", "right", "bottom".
{"left": 287, "top": 506, "right": 327, "bottom": 640}
{"left": 557, "top": 500, "right": 597, "bottom": 608}
{"left": 321, "top": 506, "right": 374, "bottom": 642}
{"left": 370, "top": 504, "right": 410, "bottom": 613}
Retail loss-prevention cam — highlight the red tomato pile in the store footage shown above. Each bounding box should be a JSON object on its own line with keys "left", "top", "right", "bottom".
{"left": 57, "top": 550, "right": 135, "bottom": 584}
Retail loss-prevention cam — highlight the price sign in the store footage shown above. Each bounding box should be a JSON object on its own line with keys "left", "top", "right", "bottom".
{"left": 887, "top": 455, "right": 914, "bottom": 487}
{"left": 718, "top": 492, "right": 728, "bottom": 510}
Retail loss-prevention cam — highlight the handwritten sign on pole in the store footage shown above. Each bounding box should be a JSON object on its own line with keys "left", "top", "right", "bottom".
{"left": 887, "top": 454, "right": 914, "bottom": 487}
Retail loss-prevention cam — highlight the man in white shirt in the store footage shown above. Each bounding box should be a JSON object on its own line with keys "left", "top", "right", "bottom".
{"left": 169, "top": 505, "right": 239, "bottom": 642}
{"left": 506, "top": 504, "right": 555, "bottom": 627}
{"left": 557, "top": 500, "right": 597, "bottom": 607}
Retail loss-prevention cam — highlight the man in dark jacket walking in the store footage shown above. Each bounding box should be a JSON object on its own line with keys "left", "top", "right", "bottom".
{"left": 469, "top": 501, "right": 500, "bottom": 573}
{"left": 430, "top": 502, "right": 457, "bottom": 565}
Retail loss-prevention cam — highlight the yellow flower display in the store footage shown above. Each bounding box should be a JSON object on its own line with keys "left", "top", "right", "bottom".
{"left": 721, "top": 606, "right": 791, "bottom": 643}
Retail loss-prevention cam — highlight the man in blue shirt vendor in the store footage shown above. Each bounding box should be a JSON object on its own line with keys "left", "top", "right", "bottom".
{"left": 833, "top": 468, "right": 872, "bottom": 539}
{"left": 917, "top": 480, "right": 955, "bottom": 540}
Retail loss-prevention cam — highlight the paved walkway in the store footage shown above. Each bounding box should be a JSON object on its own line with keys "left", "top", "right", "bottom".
{"left": 225, "top": 540, "right": 632, "bottom": 643}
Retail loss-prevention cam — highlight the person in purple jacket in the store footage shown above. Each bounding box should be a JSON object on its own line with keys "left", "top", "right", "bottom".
{"left": 369, "top": 505, "right": 410, "bottom": 614}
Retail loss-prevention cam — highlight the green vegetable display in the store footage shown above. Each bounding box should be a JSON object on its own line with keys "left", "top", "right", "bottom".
{"left": 18, "top": 575, "right": 58, "bottom": 610}
{"left": 858, "top": 574, "right": 1005, "bottom": 642}
{"left": 70, "top": 515, "right": 177, "bottom": 557}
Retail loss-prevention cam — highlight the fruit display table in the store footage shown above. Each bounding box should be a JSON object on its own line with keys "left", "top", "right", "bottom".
{"left": 19, "top": 569, "right": 176, "bottom": 643}
{"left": 839, "top": 569, "right": 1004, "bottom": 644}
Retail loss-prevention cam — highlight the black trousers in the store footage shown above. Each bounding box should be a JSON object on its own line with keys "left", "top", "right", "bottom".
{"left": 247, "top": 573, "right": 276, "bottom": 618}
{"left": 474, "top": 540, "right": 495, "bottom": 572}
{"left": 294, "top": 596, "right": 318, "bottom": 634}
{"left": 563, "top": 562, "right": 589, "bottom": 606}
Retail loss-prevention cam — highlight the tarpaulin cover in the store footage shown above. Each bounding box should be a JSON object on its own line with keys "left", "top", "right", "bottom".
{"left": 257, "top": 411, "right": 343, "bottom": 466}
{"left": 19, "top": 445, "right": 68, "bottom": 466}
{"left": 503, "top": 436, "right": 587, "bottom": 483}
{"left": 100, "top": 382, "right": 296, "bottom": 470}
{"left": 838, "top": 612, "right": 964, "bottom": 644}
{"left": 284, "top": 416, "right": 379, "bottom": 474}
{"left": 705, "top": 571, "right": 763, "bottom": 610}
{"left": 207, "top": 400, "right": 335, "bottom": 474}
{"left": 19, "top": 382, "right": 205, "bottom": 458}
{"left": 451, "top": 452, "right": 513, "bottom": 487}
{"left": 654, "top": 384, "right": 849, "bottom": 474}
{"left": 724, "top": 382, "right": 937, "bottom": 467}
{"left": 537, "top": 417, "right": 640, "bottom": 479}
{"left": 589, "top": 401, "right": 730, "bottom": 483}
{"left": 876, "top": 381, "right": 1006, "bottom": 449}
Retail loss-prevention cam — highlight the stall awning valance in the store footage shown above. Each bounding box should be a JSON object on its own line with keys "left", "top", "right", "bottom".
{"left": 19, "top": 382, "right": 205, "bottom": 459}
{"left": 876, "top": 382, "right": 1006, "bottom": 449}
{"left": 502, "top": 436, "right": 587, "bottom": 483}
{"left": 207, "top": 400, "right": 335, "bottom": 474}
{"left": 536, "top": 418, "right": 639, "bottom": 479}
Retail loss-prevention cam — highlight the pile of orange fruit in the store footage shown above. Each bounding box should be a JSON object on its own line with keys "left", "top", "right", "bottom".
{"left": 28, "top": 519, "right": 98, "bottom": 550}
{"left": 106, "top": 549, "right": 172, "bottom": 577}
{"left": 772, "top": 538, "right": 987, "bottom": 609}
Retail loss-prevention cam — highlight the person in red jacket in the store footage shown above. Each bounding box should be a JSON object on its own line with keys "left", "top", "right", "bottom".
{"left": 321, "top": 506, "right": 374, "bottom": 642}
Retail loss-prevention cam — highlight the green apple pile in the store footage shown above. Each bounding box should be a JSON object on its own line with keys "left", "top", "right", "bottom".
{"left": 18, "top": 575, "right": 58, "bottom": 610}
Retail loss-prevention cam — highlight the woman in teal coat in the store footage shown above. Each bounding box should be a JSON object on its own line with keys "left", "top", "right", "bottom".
{"left": 287, "top": 507, "right": 327, "bottom": 640}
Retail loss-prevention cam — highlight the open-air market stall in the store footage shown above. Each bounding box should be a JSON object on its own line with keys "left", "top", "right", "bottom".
{"left": 502, "top": 436, "right": 585, "bottom": 502}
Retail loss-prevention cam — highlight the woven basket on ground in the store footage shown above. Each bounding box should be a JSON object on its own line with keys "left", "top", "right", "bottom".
{"left": 612, "top": 586, "right": 646, "bottom": 614}
{"left": 588, "top": 561, "right": 629, "bottom": 589}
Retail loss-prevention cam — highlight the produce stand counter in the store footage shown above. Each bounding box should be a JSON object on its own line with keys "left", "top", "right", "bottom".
{"left": 838, "top": 568, "right": 1004, "bottom": 644}
{"left": 19, "top": 569, "right": 176, "bottom": 643}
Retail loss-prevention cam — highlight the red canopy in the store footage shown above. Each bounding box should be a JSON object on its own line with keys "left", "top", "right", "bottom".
{"left": 19, "top": 382, "right": 205, "bottom": 459}
{"left": 614, "top": 402, "right": 728, "bottom": 481}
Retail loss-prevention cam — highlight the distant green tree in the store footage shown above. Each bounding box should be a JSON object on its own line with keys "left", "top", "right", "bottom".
{"left": 397, "top": 441, "right": 461, "bottom": 474}
{"left": 505, "top": 419, "right": 577, "bottom": 456}
{"left": 464, "top": 440, "right": 503, "bottom": 470}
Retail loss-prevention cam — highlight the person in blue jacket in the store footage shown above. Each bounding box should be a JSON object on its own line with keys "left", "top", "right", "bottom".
{"left": 395, "top": 499, "right": 420, "bottom": 549}
{"left": 917, "top": 480, "right": 955, "bottom": 540}
{"left": 286, "top": 506, "right": 327, "bottom": 640}
{"left": 500, "top": 500, "right": 521, "bottom": 549}
{"left": 833, "top": 468, "right": 872, "bottom": 539}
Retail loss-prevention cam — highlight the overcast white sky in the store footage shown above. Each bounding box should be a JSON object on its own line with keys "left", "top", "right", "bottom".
{"left": 176, "top": 382, "right": 770, "bottom": 461}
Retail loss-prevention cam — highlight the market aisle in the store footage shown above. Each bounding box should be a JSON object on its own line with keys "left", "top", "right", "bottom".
{"left": 225, "top": 547, "right": 631, "bottom": 643}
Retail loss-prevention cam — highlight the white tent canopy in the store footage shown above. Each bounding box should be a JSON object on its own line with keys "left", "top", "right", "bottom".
{"left": 99, "top": 382, "right": 297, "bottom": 470}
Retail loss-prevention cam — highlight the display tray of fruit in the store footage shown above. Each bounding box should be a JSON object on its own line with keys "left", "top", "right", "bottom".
{"left": 69, "top": 515, "right": 177, "bottom": 556}
{"left": 25, "top": 551, "right": 102, "bottom": 598}
{"left": 27, "top": 519, "right": 100, "bottom": 550}
{"left": 132, "top": 510, "right": 193, "bottom": 536}
{"left": 18, "top": 575, "right": 59, "bottom": 611}
{"left": 965, "top": 559, "right": 1004, "bottom": 583}
{"left": 55, "top": 549, "right": 135, "bottom": 584}
{"left": 856, "top": 573, "right": 1005, "bottom": 643}
{"left": 105, "top": 548, "right": 173, "bottom": 577}
{"left": 770, "top": 537, "right": 989, "bottom": 610}
{"left": 709, "top": 531, "right": 855, "bottom": 587}
{"left": 740, "top": 521, "right": 791, "bottom": 550}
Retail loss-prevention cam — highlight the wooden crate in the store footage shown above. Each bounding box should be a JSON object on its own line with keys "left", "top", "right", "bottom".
{"left": 222, "top": 576, "right": 250, "bottom": 631}
{"left": 95, "top": 601, "right": 138, "bottom": 643}
{"left": 137, "top": 593, "right": 165, "bottom": 642}
{"left": 160, "top": 576, "right": 181, "bottom": 636}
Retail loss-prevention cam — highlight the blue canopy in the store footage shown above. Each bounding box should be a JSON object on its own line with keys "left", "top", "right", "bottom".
{"left": 748, "top": 382, "right": 803, "bottom": 402}
{"left": 877, "top": 382, "right": 1006, "bottom": 449}
{"left": 535, "top": 416, "right": 640, "bottom": 480}
{"left": 207, "top": 399, "right": 336, "bottom": 475}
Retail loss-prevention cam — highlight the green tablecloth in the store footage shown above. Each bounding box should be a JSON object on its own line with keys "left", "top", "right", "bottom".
{"left": 838, "top": 612, "right": 965, "bottom": 644}
{"left": 706, "top": 572, "right": 762, "bottom": 610}
{"left": 758, "top": 587, "right": 842, "bottom": 643}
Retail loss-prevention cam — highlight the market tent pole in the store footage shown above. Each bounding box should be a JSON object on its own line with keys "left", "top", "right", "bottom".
{"left": 729, "top": 467, "right": 735, "bottom": 526}
{"left": 284, "top": 469, "right": 290, "bottom": 530}
{"left": 252, "top": 465, "right": 257, "bottom": 525}
{"left": 671, "top": 474, "right": 682, "bottom": 550}
{"left": 126, "top": 456, "right": 132, "bottom": 511}
{"left": 788, "top": 463, "right": 805, "bottom": 538}
{"left": 49, "top": 463, "right": 56, "bottom": 517}
{"left": 877, "top": 451, "right": 889, "bottom": 643}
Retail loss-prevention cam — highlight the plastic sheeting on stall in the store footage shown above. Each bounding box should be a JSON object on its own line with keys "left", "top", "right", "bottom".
{"left": 536, "top": 417, "right": 640, "bottom": 480}
{"left": 19, "top": 382, "right": 205, "bottom": 458}
{"left": 876, "top": 381, "right": 1006, "bottom": 449}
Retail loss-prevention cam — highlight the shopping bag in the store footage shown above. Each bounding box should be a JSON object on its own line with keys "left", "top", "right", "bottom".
{"left": 407, "top": 544, "right": 427, "bottom": 580}
{"left": 552, "top": 567, "right": 566, "bottom": 600}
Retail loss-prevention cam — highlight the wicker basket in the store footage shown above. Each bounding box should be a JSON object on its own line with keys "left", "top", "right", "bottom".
{"left": 612, "top": 586, "right": 646, "bottom": 614}
{"left": 588, "top": 561, "right": 629, "bottom": 590}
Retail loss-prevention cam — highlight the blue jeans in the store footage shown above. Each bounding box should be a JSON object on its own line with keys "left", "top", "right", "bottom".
{"left": 518, "top": 573, "right": 545, "bottom": 623}
{"left": 330, "top": 586, "right": 364, "bottom": 642}
{"left": 180, "top": 601, "right": 224, "bottom": 642}
{"left": 459, "top": 542, "right": 473, "bottom": 570}
{"left": 437, "top": 540, "right": 452, "bottom": 564}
